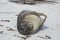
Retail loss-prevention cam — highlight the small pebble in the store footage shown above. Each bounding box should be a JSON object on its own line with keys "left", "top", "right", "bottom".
{"left": 14, "top": 35, "right": 16, "bottom": 36}
{"left": 1, "top": 20, "right": 10, "bottom": 22}
{"left": 37, "top": 36, "right": 47, "bottom": 39}
{"left": 0, "top": 31, "right": 4, "bottom": 34}
{"left": 14, "top": 35, "right": 20, "bottom": 37}
{"left": 16, "top": 15, "right": 18, "bottom": 16}
{"left": 7, "top": 28, "right": 15, "bottom": 31}
{"left": 45, "top": 35, "right": 51, "bottom": 39}
{"left": 6, "top": 27, "right": 10, "bottom": 28}
{"left": 0, "top": 25, "right": 3, "bottom": 27}
{"left": 21, "top": 37, "right": 27, "bottom": 39}
{"left": 13, "top": 35, "right": 26, "bottom": 39}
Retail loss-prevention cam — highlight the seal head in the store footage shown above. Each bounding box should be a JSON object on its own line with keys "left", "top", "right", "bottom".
{"left": 19, "top": 20, "right": 33, "bottom": 35}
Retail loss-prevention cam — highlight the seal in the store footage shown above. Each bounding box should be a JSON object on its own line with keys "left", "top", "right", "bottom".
{"left": 17, "top": 10, "right": 47, "bottom": 35}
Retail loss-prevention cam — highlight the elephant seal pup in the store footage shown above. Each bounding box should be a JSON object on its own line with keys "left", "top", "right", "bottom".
{"left": 17, "top": 10, "right": 47, "bottom": 35}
